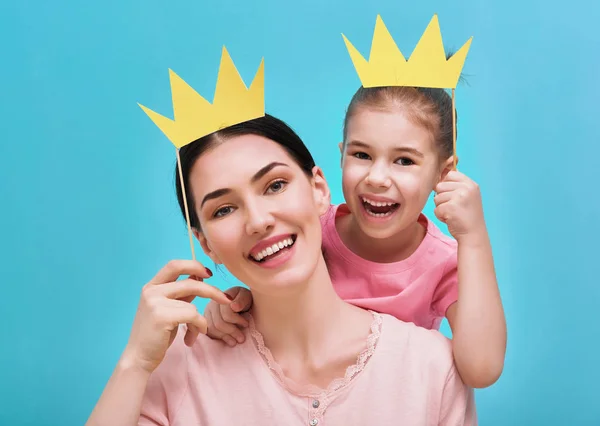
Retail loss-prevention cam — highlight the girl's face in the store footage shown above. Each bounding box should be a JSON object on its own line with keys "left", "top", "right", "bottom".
{"left": 190, "top": 134, "right": 330, "bottom": 297}
{"left": 342, "top": 106, "right": 451, "bottom": 240}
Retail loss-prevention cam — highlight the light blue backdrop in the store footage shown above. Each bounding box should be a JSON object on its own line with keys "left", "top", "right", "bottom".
{"left": 1, "top": 0, "right": 598, "bottom": 424}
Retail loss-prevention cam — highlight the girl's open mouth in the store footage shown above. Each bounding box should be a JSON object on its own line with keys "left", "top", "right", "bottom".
{"left": 361, "top": 197, "right": 400, "bottom": 217}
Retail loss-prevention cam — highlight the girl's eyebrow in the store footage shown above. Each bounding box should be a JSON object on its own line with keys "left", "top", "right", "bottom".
{"left": 392, "top": 147, "right": 424, "bottom": 158}
{"left": 347, "top": 140, "right": 370, "bottom": 148}
{"left": 348, "top": 140, "right": 424, "bottom": 158}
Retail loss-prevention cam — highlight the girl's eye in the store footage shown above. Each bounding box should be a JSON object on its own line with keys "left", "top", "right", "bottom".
{"left": 396, "top": 157, "right": 415, "bottom": 166}
{"left": 213, "top": 206, "right": 234, "bottom": 218}
{"left": 267, "top": 179, "right": 287, "bottom": 194}
{"left": 353, "top": 152, "right": 371, "bottom": 160}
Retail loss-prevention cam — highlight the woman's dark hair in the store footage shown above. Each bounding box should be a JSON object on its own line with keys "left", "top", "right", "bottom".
{"left": 342, "top": 86, "right": 457, "bottom": 159}
{"left": 175, "top": 114, "right": 316, "bottom": 229}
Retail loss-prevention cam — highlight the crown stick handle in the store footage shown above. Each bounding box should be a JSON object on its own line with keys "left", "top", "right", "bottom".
{"left": 176, "top": 148, "right": 197, "bottom": 261}
{"left": 452, "top": 88, "right": 457, "bottom": 171}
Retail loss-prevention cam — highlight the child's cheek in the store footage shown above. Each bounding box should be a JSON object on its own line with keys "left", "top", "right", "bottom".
{"left": 395, "top": 174, "right": 426, "bottom": 201}
{"left": 341, "top": 164, "right": 364, "bottom": 190}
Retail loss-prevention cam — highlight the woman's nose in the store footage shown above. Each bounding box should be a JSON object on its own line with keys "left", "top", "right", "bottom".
{"left": 245, "top": 201, "right": 275, "bottom": 235}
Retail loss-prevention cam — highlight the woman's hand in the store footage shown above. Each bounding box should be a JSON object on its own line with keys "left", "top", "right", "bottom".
{"left": 204, "top": 286, "right": 253, "bottom": 346}
{"left": 120, "top": 260, "right": 231, "bottom": 374}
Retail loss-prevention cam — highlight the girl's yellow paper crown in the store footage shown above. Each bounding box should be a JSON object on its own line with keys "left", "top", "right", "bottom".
{"left": 342, "top": 14, "right": 473, "bottom": 89}
{"left": 138, "top": 46, "right": 265, "bottom": 149}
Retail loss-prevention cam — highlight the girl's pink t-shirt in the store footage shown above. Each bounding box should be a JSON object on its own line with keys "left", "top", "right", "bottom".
{"left": 140, "top": 312, "right": 476, "bottom": 425}
{"left": 321, "top": 204, "right": 458, "bottom": 330}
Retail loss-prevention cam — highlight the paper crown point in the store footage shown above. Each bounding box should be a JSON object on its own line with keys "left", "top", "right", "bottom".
{"left": 138, "top": 46, "right": 265, "bottom": 149}
{"left": 342, "top": 14, "right": 473, "bottom": 89}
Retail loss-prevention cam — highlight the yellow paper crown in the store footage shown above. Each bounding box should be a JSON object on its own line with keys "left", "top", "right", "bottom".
{"left": 138, "top": 46, "right": 265, "bottom": 148}
{"left": 342, "top": 14, "right": 473, "bottom": 89}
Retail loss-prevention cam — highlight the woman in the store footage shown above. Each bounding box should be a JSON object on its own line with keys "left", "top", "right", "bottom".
{"left": 86, "top": 114, "right": 476, "bottom": 425}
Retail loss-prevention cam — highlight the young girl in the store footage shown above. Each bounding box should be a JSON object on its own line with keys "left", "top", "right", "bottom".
{"left": 204, "top": 86, "right": 507, "bottom": 389}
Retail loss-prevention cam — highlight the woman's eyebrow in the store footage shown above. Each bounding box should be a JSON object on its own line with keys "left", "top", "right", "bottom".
{"left": 200, "top": 162, "right": 289, "bottom": 208}
{"left": 250, "top": 161, "right": 289, "bottom": 184}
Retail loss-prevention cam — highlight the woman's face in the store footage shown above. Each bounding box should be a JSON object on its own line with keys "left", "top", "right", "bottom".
{"left": 190, "top": 134, "right": 330, "bottom": 296}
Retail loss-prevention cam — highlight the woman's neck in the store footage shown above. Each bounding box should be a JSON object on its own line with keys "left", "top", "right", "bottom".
{"left": 250, "top": 257, "right": 372, "bottom": 388}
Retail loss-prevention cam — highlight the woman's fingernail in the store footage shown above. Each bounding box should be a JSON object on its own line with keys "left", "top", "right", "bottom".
{"left": 205, "top": 267, "right": 213, "bottom": 277}
{"left": 226, "top": 294, "right": 234, "bottom": 301}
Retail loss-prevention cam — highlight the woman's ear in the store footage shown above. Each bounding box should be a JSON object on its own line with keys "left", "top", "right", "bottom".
{"left": 193, "top": 228, "right": 222, "bottom": 264}
{"left": 311, "top": 166, "right": 331, "bottom": 215}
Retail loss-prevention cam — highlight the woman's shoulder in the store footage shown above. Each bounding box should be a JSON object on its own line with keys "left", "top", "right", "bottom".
{"left": 378, "top": 313, "right": 454, "bottom": 365}
{"left": 154, "top": 325, "right": 255, "bottom": 376}
{"left": 141, "top": 326, "right": 259, "bottom": 422}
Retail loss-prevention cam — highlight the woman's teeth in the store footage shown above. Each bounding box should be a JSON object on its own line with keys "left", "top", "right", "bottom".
{"left": 252, "top": 237, "right": 295, "bottom": 262}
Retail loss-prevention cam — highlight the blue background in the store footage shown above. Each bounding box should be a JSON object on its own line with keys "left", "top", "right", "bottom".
{"left": 1, "top": 0, "right": 598, "bottom": 424}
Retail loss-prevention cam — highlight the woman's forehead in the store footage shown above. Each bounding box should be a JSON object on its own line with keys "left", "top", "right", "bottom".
{"left": 203, "top": 135, "right": 290, "bottom": 168}
{"left": 190, "top": 135, "right": 294, "bottom": 191}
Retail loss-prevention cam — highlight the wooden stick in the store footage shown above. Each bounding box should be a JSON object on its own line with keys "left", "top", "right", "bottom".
{"left": 452, "top": 88, "right": 457, "bottom": 170}
{"left": 176, "top": 148, "right": 196, "bottom": 261}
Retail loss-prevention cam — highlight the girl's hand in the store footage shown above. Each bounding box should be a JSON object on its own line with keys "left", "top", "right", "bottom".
{"left": 120, "top": 260, "right": 231, "bottom": 374}
{"left": 205, "top": 286, "right": 253, "bottom": 347}
{"left": 434, "top": 171, "right": 487, "bottom": 243}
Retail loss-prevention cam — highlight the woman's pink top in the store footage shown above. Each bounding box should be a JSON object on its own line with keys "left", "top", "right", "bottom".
{"left": 139, "top": 312, "right": 476, "bottom": 425}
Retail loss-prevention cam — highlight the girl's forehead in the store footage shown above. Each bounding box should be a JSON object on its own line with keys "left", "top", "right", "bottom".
{"left": 347, "top": 109, "right": 434, "bottom": 146}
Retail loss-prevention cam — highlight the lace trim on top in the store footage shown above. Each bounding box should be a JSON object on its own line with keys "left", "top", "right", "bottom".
{"left": 247, "top": 311, "right": 383, "bottom": 420}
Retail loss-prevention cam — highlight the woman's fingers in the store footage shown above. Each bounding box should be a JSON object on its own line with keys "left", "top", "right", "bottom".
{"left": 149, "top": 260, "right": 211, "bottom": 285}
{"left": 160, "top": 279, "right": 231, "bottom": 305}
{"left": 165, "top": 300, "right": 208, "bottom": 334}
{"left": 184, "top": 324, "right": 201, "bottom": 347}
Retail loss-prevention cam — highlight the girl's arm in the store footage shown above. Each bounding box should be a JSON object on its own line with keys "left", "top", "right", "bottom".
{"left": 446, "top": 229, "right": 507, "bottom": 388}
{"left": 434, "top": 170, "right": 507, "bottom": 389}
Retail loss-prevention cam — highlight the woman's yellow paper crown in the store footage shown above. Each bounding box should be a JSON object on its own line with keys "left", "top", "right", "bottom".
{"left": 138, "top": 46, "right": 265, "bottom": 149}
{"left": 342, "top": 14, "right": 473, "bottom": 89}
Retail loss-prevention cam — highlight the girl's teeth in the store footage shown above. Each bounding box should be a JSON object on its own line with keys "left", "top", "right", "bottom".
{"left": 361, "top": 197, "right": 399, "bottom": 218}
{"left": 362, "top": 198, "right": 395, "bottom": 207}
{"left": 366, "top": 210, "right": 394, "bottom": 217}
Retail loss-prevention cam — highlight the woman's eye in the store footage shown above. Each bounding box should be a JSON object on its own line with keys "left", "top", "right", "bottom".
{"left": 396, "top": 157, "right": 415, "bottom": 166}
{"left": 213, "top": 206, "right": 234, "bottom": 218}
{"left": 353, "top": 152, "right": 370, "bottom": 160}
{"left": 267, "top": 179, "right": 287, "bottom": 194}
